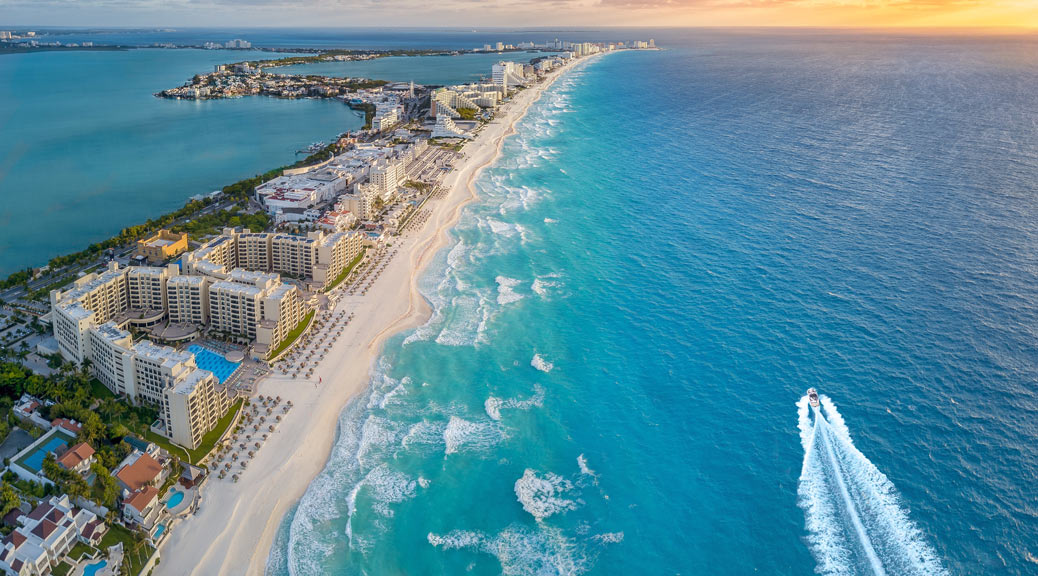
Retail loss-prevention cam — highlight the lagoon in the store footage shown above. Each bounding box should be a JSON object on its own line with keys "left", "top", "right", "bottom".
{"left": 273, "top": 52, "right": 538, "bottom": 86}
{"left": 0, "top": 48, "right": 362, "bottom": 276}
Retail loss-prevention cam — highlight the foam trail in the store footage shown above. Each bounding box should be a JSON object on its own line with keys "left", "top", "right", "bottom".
{"left": 797, "top": 395, "right": 949, "bottom": 576}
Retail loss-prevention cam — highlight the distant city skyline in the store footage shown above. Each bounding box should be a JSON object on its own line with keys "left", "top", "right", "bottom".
{"left": 1, "top": 0, "right": 1036, "bottom": 30}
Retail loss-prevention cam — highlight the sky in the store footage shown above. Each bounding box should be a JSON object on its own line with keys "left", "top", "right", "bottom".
{"left": 0, "top": 0, "right": 1036, "bottom": 29}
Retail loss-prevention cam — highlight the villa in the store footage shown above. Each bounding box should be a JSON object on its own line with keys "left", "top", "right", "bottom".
{"left": 0, "top": 495, "right": 106, "bottom": 576}
{"left": 55, "top": 442, "right": 95, "bottom": 475}
{"left": 114, "top": 450, "right": 166, "bottom": 494}
{"left": 122, "top": 486, "right": 161, "bottom": 531}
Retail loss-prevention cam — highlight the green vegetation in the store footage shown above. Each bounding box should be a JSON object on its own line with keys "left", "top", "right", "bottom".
{"left": 141, "top": 429, "right": 189, "bottom": 463}
{"left": 90, "top": 461, "right": 121, "bottom": 509}
{"left": 456, "top": 107, "right": 479, "bottom": 121}
{"left": 0, "top": 268, "right": 33, "bottom": 290}
{"left": 51, "top": 561, "right": 73, "bottom": 576}
{"left": 100, "top": 523, "right": 154, "bottom": 576}
{"left": 0, "top": 481, "right": 20, "bottom": 518}
{"left": 144, "top": 400, "right": 242, "bottom": 465}
{"left": 0, "top": 397, "right": 14, "bottom": 445}
{"left": 42, "top": 197, "right": 215, "bottom": 273}
{"left": 42, "top": 452, "right": 91, "bottom": 500}
{"left": 90, "top": 378, "right": 117, "bottom": 400}
{"left": 404, "top": 180, "right": 431, "bottom": 194}
{"left": 27, "top": 275, "right": 77, "bottom": 300}
{"left": 3, "top": 471, "right": 59, "bottom": 499}
{"left": 0, "top": 360, "right": 150, "bottom": 504}
{"left": 269, "top": 311, "right": 315, "bottom": 360}
{"left": 172, "top": 207, "right": 270, "bottom": 238}
{"left": 348, "top": 101, "right": 377, "bottom": 129}
{"left": 324, "top": 249, "right": 367, "bottom": 292}
{"left": 233, "top": 48, "right": 455, "bottom": 71}
{"left": 68, "top": 542, "right": 98, "bottom": 562}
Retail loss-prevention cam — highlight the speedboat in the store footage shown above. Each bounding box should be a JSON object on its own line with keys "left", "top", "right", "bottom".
{"left": 807, "top": 388, "right": 820, "bottom": 408}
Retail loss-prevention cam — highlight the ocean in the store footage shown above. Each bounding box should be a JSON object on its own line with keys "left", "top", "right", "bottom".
{"left": 266, "top": 31, "right": 1038, "bottom": 575}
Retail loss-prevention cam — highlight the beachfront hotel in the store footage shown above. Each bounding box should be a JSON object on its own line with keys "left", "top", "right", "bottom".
{"left": 183, "top": 227, "right": 363, "bottom": 292}
{"left": 78, "top": 320, "right": 230, "bottom": 449}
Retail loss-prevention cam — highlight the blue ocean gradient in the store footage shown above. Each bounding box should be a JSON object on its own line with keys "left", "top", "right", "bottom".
{"left": 258, "top": 31, "right": 1035, "bottom": 575}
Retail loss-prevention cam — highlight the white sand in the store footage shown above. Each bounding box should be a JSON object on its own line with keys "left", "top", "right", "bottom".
{"left": 155, "top": 58, "right": 582, "bottom": 576}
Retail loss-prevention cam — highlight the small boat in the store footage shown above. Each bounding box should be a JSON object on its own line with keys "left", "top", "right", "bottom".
{"left": 807, "top": 388, "right": 820, "bottom": 408}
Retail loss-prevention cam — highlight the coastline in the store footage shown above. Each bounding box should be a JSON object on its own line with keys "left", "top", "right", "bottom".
{"left": 155, "top": 54, "right": 593, "bottom": 576}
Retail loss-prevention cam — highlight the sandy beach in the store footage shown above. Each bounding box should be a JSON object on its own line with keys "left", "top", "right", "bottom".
{"left": 156, "top": 57, "right": 581, "bottom": 576}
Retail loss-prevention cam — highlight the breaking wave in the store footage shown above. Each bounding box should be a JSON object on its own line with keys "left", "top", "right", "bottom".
{"left": 484, "top": 385, "right": 546, "bottom": 421}
{"left": 531, "top": 353, "right": 554, "bottom": 372}
{"left": 515, "top": 469, "right": 579, "bottom": 521}
{"left": 443, "top": 415, "right": 502, "bottom": 455}
{"left": 429, "top": 524, "right": 588, "bottom": 576}
{"left": 496, "top": 276, "right": 525, "bottom": 306}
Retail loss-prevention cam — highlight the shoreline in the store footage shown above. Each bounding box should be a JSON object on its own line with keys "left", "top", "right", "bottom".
{"left": 155, "top": 54, "right": 592, "bottom": 576}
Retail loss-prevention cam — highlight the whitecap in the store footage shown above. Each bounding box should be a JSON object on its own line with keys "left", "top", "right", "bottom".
{"left": 514, "top": 469, "right": 578, "bottom": 521}
{"left": 443, "top": 415, "right": 501, "bottom": 455}
{"left": 531, "top": 353, "right": 554, "bottom": 373}
{"left": 577, "top": 454, "right": 597, "bottom": 482}
{"left": 485, "top": 385, "right": 545, "bottom": 421}
{"left": 496, "top": 276, "right": 524, "bottom": 306}
{"left": 363, "top": 464, "right": 417, "bottom": 517}
{"left": 429, "top": 524, "right": 588, "bottom": 576}
{"left": 592, "top": 532, "right": 624, "bottom": 544}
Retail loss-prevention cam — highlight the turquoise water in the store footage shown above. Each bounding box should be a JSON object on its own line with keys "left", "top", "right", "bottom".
{"left": 166, "top": 490, "right": 185, "bottom": 509}
{"left": 154, "top": 524, "right": 167, "bottom": 539}
{"left": 20, "top": 433, "right": 71, "bottom": 472}
{"left": 83, "top": 559, "right": 107, "bottom": 576}
{"left": 187, "top": 344, "right": 241, "bottom": 383}
{"left": 0, "top": 48, "right": 362, "bottom": 276}
{"left": 275, "top": 52, "right": 542, "bottom": 86}
{"left": 268, "top": 32, "right": 1038, "bottom": 576}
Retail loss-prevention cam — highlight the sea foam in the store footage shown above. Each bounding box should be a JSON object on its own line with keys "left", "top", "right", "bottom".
{"left": 514, "top": 469, "right": 578, "bottom": 521}
{"left": 531, "top": 353, "right": 554, "bottom": 372}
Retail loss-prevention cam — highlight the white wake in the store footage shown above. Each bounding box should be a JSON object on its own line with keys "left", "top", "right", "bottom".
{"left": 797, "top": 394, "right": 948, "bottom": 576}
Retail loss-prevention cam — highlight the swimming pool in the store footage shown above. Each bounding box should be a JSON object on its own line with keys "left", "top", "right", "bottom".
{"left": 19, "top": 432, "right": 74, "bottom": 473}
{"left": 83, "top": 559, "right": 107, "bottom": 576}
{"left": 187, "top": 345, "right": 241, "bottom": 384}
{"left": 154, "top": 524, "right": 166, "bottom": 539}
{"left": 165, "top": 490, "right": 185, "bottom": 509}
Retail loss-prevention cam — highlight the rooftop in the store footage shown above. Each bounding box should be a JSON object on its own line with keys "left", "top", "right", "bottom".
{"left": 92, "top": 321, "right": 130, "bottom": 342}
{"left": 132, "top": 340, "right": 195, "bottom": 368}
{"left": 116, "top": 452, "right": 163, "bottom": 492}
{"left": 210, "top": 280, "right": 264, "bottom": 298}
{"left": 169, "top": 368, "right": 215, "bottom": 396}
{"left": 125, "top": 486, "right": 159, "bottom": 512}
{"left": 168, "top": 275, "right": 207, "bottom": 286}
{"left": 58, "top": 301, "right": 94, "bottom": 321}
{"left": 127, "top": 266, "right": 172, "bottom": 278}
{"left": 57, "top": 442, "right": 94, "bottom": 470}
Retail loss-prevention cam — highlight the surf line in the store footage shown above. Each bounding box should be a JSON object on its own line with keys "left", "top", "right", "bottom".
{"left": 814, "top": 408, "right": 888, "bottom": 576}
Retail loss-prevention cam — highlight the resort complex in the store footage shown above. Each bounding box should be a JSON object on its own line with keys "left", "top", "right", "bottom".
{"left": 0, "top": 37, "right": 657, "bottom": 576}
